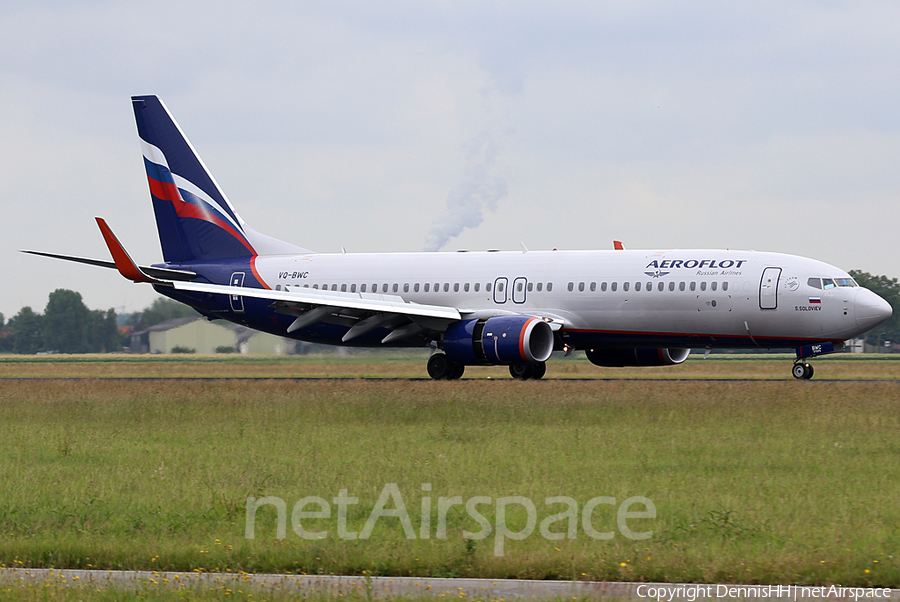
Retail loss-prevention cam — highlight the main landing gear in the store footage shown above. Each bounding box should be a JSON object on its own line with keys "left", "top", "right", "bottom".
{"left": 426, "top": 353, "right": 547, "bottom": 380}
{"left": 426, "top": 353, "right": 465, "bottom": 380}
{"left": 508, "top": 362, "right": 547, "bottom": 380}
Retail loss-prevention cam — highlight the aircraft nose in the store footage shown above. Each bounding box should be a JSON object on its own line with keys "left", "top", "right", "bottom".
{"left": 855, "top": 288, "right": 893, "bottom": 331}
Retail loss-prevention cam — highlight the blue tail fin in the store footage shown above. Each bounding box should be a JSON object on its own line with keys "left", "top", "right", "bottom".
{"left": 132, "top": 95, "right": 310, "bottom": 262}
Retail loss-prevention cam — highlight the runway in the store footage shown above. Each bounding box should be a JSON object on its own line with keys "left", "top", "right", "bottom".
{"left": 2, "top": 569, "right": 898, "bottom": 601}
{"left": 2, "top": 376, "right": 899, "bottom": 383}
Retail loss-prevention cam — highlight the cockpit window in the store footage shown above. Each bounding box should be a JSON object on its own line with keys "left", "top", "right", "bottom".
{"left": 822, "top": 278, "right": 836, "bottom": 290}
{"left": 836, "top": 278, "right": 857, "bottom": 287}
{"left": 807, "top": 278, "right": 822, "bottom": 289}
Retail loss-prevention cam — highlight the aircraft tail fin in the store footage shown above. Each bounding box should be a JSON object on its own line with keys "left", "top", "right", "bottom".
{"left": 131, "top": 95, "right": 310, "bottom": 263}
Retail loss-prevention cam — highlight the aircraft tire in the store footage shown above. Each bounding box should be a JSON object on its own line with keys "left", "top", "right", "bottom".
{"left": 448, "top": 362, "right": 465, "bottom": 380}
{"left": 509, "top": 363, "right": 533, "bottom": 380}
{"left": 792, "top": 363, "right": 814, "bottom": 380}
{"left": 530, "top": 362, "right": 547, "bottom": 380}
{"left": 427, "top": 353, "right": 453, "bottom": 380}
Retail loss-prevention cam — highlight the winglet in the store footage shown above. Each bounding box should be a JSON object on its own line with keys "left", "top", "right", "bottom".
{"left": 95, "top": 217, "right": 163, "bottom": 284}
{"left": 613, "top": 240, "right": 625, "bottom": 250}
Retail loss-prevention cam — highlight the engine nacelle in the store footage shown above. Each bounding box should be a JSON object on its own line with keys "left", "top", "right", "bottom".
{"left": 585, "top": 347, "right": 690, "bottom": 367}
{"left": 443, "top": 316, "right": 555, "bottom": 365}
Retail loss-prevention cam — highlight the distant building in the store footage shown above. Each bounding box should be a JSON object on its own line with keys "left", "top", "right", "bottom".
{"left": 129, "top": 318, "right": 295, "bottom": 354}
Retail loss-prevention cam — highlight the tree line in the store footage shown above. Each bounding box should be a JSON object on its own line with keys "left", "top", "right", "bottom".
{"left": 0, "top": 291, "right": 198, "bottom": 354}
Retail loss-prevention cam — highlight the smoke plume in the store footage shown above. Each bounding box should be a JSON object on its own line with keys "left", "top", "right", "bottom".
{"left": 422, "top": 135, "right": 508, "bottom": 252}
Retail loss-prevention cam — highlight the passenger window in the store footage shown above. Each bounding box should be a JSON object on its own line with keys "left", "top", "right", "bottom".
{"left": 517, "top": 282, "right": 523, "bottom": 292}
{"left": 474, "top": 283, "right": 480, "bottom": 292}
{"left": 578, "top": 282, "right": 584, "bottom": 292}
{"left": 434, "top": 283, "right": 439, "bottom": 292}
{"left": 403, "top": 283, "right": 409, "bottom": 293}
{"left": 341, "top": 284, "right": 347, "bottom": 292}
{"left": 679, "top": 282, "right": 685, "bottom": 291}
{"left": 568, "top": 282, "right": 574, "bottom": 292}
{"left": 454, "top": 283, "right": 460, "bottom": 292}
{"left": 486, "top": 283, "right": 492, "bottom": 292}
{"left": 700, "top": 282, "right": 707, "bottom": 291}
{"left": 313, "top": 284, "right": 319, "bottom": 290}
{"left": 658, "top": 282, "right": 664, "bottom": 291}
{"left": 807, "top": 278, "right": 821, "bottom": 289}
{"left": 669, "top": 282, "right": 675, "bottom": 291}
{"left": 624, "top": 282, "right": 630, "bottom": 292}
{"left": 646, "top": 282, "right": 652, "bottom": 291}
{"left": 383, "top": 284, "right": 389, "bottom": 293}
{"left": 547, "top": 282, "right": 553, "bottom": 292}
{"left": 332, "top": 284, "right": 338, "bottom": 291}
{"left": 690, "top": 282, "right": 696, "bottom": 291}
{"left": 722, "top": 282, "right": 728, "bottom": 292}
{"left": 822, "top": 278, "right": 836, "bottom": 290}
{"left": 536, "top": 282, "right": 543, "bottom": 292}
{"left": 465, "top": 283, "right": 470, "bottom": 292}
{"left": 611, "top": 282, "right": 617, "bottom": 292}
{"left": 351, "top": 284, "right": 357, "bottom": 293}
{"left": 635, "top": 282, "right": 641, "bottom": 291}
{"left": 275, "top": 285, "right": 282, "bottom": 291}
{"left": 711, "top": 282, "right": 717, "bottom": 291}
{"left": 414, "top": 283, "right": 419, "bottom": 292}
{"left": 590, "top": 282, "right": 596, "bottom": 292}
{"left": 601, "top": 282, "right": 607, "bottom": 292}
{"left": 527, "top": 282, "right": 533, "bottom": 292}
{"left": 424, "top": 283, "right": 430, "bottom": 292}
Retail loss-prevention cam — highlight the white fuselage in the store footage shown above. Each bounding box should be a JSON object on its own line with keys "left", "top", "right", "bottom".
{"left": 249, "top": 248, "right": 883, "bottom": 348}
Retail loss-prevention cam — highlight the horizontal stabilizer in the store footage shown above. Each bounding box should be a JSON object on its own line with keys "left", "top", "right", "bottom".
{"left": 20, "top": 250, "right": 196, "bottom": 281}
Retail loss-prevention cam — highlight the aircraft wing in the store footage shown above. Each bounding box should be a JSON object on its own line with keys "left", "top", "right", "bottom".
{"left": 80, "top": 218, "right": 466, "bottom": 343}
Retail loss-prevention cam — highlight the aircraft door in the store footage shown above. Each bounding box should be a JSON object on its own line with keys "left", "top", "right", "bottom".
{"left": 759, "top": 267, "right": 781, "bottom": 310}
{"left": 230, "top": 271, "right": 246, "bottom": 313}
{"left": 512, "top": 277, "right": 527, "bottom": 304}
{"left": 493, "top": 277, "right": 508, "bottom": 304}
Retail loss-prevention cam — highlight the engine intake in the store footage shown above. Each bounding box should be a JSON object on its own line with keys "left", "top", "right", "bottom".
{"left": 585, "top": 347, "right": 690, "bottom": 367}
{"left": 444, "top": 316, "right": 554, "bottom": 365}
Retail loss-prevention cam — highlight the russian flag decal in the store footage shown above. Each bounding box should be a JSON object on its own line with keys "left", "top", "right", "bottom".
{"left": 809, "top": 297, "right": 821, "bottom": 304}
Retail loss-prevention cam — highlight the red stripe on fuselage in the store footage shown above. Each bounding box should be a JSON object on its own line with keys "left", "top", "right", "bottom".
{"left": 147, "top": 175, "right": 255, "bottom": 256}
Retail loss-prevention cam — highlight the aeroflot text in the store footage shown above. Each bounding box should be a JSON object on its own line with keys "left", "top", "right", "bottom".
{"left": 645, "top": 260, "right": 748, "bottom": 269}
{"left": 244, "top": 484, "right": 656, "bottom": 556}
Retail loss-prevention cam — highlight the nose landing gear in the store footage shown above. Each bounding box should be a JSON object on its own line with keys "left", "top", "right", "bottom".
{"left": 792, "top": 341, "right": 841, "bottom": 380}
{"left": 792, "top": 361, "right": 814, "bottom": 380}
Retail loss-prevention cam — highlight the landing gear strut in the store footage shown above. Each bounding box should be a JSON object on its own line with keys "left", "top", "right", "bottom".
{"left": 509, "top": 362, "right": 547, "bottom": 380}
{"left": 427, "top": 352, "right": 465, "bottom": 380}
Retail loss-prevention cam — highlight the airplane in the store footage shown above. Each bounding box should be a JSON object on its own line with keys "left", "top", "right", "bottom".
{"left": 24, "top": 95, "right": 893, "bottom": 380}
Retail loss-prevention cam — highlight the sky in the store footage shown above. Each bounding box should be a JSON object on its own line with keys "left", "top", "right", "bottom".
{"left": 2, "top": 1, "right": 898, "bottom": 319}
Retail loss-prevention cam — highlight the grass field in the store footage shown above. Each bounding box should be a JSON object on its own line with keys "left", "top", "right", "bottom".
{"left": 0, "top": 355, "right": 898, "bottom": 590}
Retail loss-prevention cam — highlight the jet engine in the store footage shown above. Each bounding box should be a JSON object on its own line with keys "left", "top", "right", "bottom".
{"left": 585, "top": 347, "right": 690, "bottom": 367}
{"left": 443, "top": 316, "right": 555, "bottom": 365}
